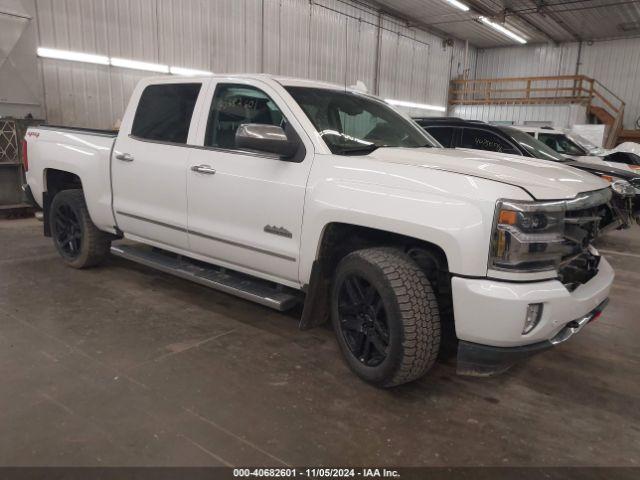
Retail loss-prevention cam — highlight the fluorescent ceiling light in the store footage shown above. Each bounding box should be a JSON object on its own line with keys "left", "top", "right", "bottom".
{"left": 110, "top": 57, "right": 169, "bottom": 73}
{"left": 37, "top": 47, "right": 109, "bottom": 65}
{"left": 479, "top": 16, "right": 527, "bottom": 44}
{"left": 385, "top": 99, "right": 446, "bottom": 112}
{"left": 169, "top": 66, "right": 213, "bottom": 76}
{"left": 443, "top": 0, "right": 469, "bottom": 12}
{"left": 38, "top": 46, "right": 216, "bottom": 77}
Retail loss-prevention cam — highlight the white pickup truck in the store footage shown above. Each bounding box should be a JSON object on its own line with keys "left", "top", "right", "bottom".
{"left": 23, "top": 74, "right": 614, "bottom": 386}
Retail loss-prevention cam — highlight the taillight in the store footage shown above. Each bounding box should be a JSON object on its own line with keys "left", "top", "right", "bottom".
{"left": 21, "top": 139, "right": 28, "bottom": 172}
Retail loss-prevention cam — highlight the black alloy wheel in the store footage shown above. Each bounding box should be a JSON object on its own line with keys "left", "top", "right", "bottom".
{"left": 52, "top": 202, "right": 83, "bottom": 259}
{"left": 331, "top": 248, "right": 441, "bottom": 387}
{"left": 337, "top": 274, "right": 390, "bottom": 367}
{"left": 49, "top": 189, "right": 111, "bottom": 268}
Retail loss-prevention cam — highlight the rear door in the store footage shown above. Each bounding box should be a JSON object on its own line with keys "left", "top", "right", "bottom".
{"left": 185, "top": 79, "right": 313, "bottom": 285}
{"left": 112, "top": 80, "right": 206, "bottom": 250}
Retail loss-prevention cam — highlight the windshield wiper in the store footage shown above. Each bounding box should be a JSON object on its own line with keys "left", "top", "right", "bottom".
{"left": 333, "top": 144, "right": 382, "bottom": 155}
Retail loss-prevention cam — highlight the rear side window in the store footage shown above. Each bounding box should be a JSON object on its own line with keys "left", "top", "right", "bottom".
{"left": 460, "top": 128, "right": 518, "bottom": 154}
{"left": 131, "top": 83, "right": 202, "bottom": 144}
{"left": 425, "top": 126, "right": 455, "bottom": 147}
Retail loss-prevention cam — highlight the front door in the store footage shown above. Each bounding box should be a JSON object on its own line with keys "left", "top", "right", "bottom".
{"left": 112, "top": 81, "right": 204, "bottom": 250}
{"left": 186, "top": 81, "right": 313, "bottom": 285}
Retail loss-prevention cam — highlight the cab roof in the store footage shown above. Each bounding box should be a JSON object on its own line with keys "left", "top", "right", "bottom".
{"left": 142, "top": 73, "right": 364, "bottom": 94}
{"left": 511, "top": 125, "right": 562, "bottom": 134}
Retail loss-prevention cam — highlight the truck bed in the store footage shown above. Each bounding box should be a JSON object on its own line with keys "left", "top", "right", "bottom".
{"left": 25, "top": 124, "right": 118, "bottom": 232}
{"left": 37, "top": 124, "right": 118, "bottom": 137}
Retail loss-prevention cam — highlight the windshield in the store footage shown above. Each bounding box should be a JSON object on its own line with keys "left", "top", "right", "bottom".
{"left": 285, "top": 87, "right": 439, "bottom": 155}
{"left": 565, "top": 132, "right": 603, "bottom": 154}
{"left": 499, "top": 127, "right": 569, "bottom": 162}
{"left": 538, "top": 132, "right": 588, "bottom": 156}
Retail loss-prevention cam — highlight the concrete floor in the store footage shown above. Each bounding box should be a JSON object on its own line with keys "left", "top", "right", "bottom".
{"left": 1, "top": 217, "right": 639, "bottom": 467}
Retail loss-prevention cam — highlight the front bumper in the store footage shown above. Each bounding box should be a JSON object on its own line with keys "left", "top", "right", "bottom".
{"left": 457, "top": 299, "right": 609, "bottom": 376}
{"left": 451, "top": 255, "right": 614, "bottom": 375}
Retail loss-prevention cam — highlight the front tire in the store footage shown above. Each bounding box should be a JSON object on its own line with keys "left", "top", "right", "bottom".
{"left": 331, "top": 247, "right": 441, "bottom": 387}
{"left": 50, "top": 189, "right": 111, "bottom": 268}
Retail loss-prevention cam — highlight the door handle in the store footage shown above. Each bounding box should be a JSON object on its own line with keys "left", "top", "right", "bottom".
{"left": 115, "top": 152, "right": 134, "bottom": 162}
{"left": 191, "top": 165, "right": 216, "bottom": 175}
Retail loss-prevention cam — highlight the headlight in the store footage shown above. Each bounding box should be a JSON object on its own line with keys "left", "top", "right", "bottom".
{"left": 610, "top": 179, "right": 637, "bottom": 198}
{"left": 490, "top": 199, "right": 567, "bottom": 272}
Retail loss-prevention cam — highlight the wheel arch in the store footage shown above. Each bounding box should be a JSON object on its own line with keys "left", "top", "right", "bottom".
{"left": 42, "top": 169, "right": 86, "bottom": 237}
{"left": 314, "top": 222, "right": 450, "bottom": 275}
{"left": 299, "top": 222, "right": 452, "bottom": 330}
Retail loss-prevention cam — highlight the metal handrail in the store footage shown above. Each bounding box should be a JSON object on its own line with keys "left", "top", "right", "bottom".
{"left": 449, "top": 75, "right": 626, "bottom": 147}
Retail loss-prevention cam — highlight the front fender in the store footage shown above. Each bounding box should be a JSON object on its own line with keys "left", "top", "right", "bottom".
{"left": 299, "top": 160, "right": 531, "bottom": 283}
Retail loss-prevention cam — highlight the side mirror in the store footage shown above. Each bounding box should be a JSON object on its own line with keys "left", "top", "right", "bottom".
{"left": 235, "top": 124, "right": 299, "bottom": 159}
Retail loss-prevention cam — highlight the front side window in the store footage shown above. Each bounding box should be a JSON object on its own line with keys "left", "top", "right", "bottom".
{"left": 460, "top": 128, "right": 518, "bottom": 155}
{"left": 205, "top": 84, "right": 285, "bottom": 149}
{"left": 538, "top": 133, "right": 588, "bottom": 156}
{"left": 131, "top": 83, "right": 201, "bottom": 144}
{"left": 286, "top": 87, "right": 436, "bottom": 155}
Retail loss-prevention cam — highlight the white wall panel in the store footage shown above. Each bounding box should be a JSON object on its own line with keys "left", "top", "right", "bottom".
{"left": 32, "top": 0, "right": 460, "bottom": 129}
{"left": 451, "top": 104, "right": 588, "bottom": 129}
{"left": 0, "top": 0, "right": 44, "bottom": 118}
{"left": 475, "top": 43, "right": 579, "bottom": 79}
{"left": 450, "top": 40, "right": 477, "bottom": 82}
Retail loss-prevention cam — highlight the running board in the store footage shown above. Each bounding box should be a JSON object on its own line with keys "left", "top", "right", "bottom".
{"left": 110, "top": 244, "right": 302, "bottom": 311}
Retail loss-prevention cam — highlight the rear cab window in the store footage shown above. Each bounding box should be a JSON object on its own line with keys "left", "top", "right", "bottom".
{"left": 131, "top": 83, "right": 202, "bottom": 144}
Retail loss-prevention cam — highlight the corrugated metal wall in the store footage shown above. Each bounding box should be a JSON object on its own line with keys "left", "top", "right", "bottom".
{"left": 35, "top": 0, "right": 468, "bottom": 129}
{"left": 475, "top": 43, "right": 578, "bottom": 78}
{"left": 0, "top": 0, "right": 43, "bottom": 118}
{"left": 472, "top": 38, "right": 640, "bottom": 129}
{"left": 451, "top": 104, "right": 587, "bottom": 129}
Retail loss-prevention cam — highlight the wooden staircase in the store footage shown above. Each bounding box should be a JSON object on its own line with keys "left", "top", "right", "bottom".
{"left": 590, "top": 106, "right": 640, "bottom": 145}
{"left": 589, "top": 106, "right": 615, "bottom": 125}
{"left": 449, "top": 75, "right": 640, "bottom": 148}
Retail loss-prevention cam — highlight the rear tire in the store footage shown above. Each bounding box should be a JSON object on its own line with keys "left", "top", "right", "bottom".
{"left": 331, "top": 247, "right": 441, "bottom": 387}
{"left": 50, "top": 189, "right": 111, "bottom": 268}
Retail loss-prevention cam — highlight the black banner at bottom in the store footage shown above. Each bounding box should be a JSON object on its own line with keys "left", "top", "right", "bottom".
{"left": 0, "top": 467, "right": 637, "bottom": 480}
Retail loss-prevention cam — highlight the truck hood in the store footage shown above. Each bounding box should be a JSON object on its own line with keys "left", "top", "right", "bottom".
{"left": 366, "top": 147, "right": 608, "bottom": 200}
{"left": 567, "top": 157, "right": 640, "bottom": 180}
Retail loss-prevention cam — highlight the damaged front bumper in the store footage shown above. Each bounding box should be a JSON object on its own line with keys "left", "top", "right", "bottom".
{"left": 456, "top": 299, "right": 609, "bottom": 376}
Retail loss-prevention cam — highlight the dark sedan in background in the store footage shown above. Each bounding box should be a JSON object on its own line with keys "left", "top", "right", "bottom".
{"left": 414, "top": 117, "right": 640, "bottom": 227}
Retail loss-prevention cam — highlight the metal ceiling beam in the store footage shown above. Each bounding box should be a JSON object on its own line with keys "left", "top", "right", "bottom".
{"left": 466, "top": 0, "right": 561, "bottom": 44}
{"left": 359, "top": 0, "right": 459, "bottom": 42}
{"left": 532, "top": 0, "right": 583, "bottom": 41}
